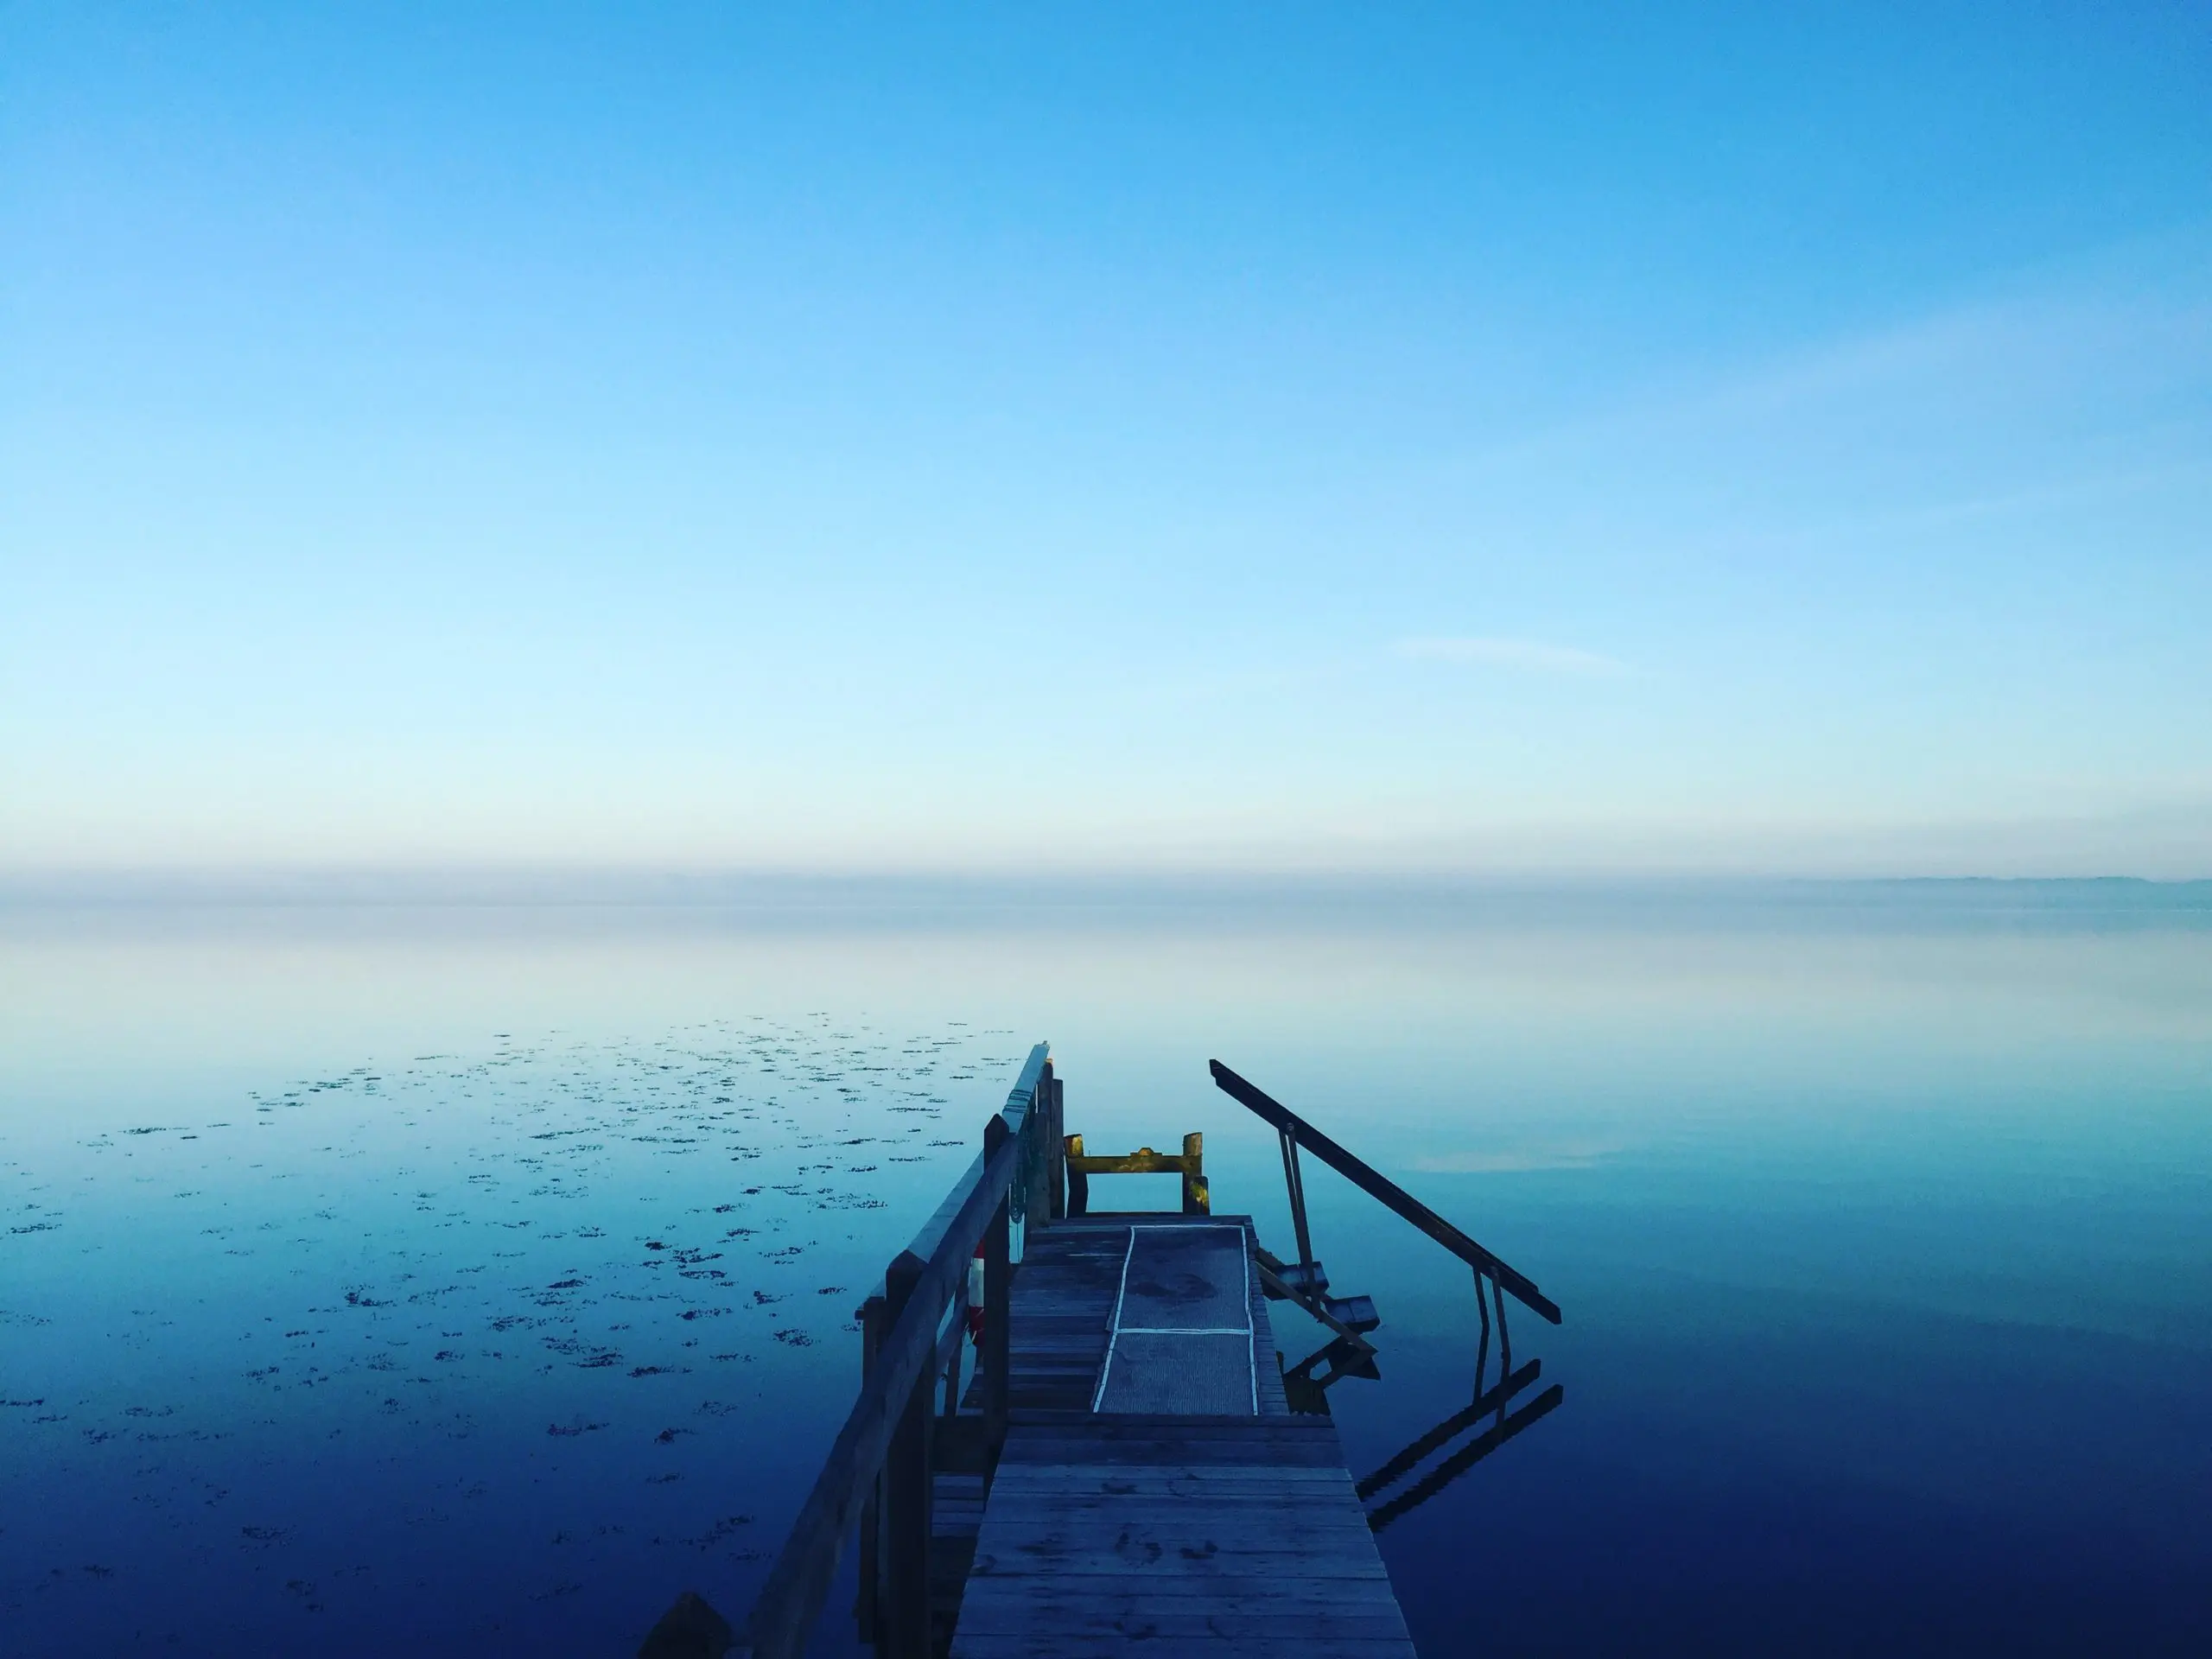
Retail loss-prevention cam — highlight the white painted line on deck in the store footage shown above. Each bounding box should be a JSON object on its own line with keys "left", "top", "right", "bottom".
{"left": 1090, "top": 1223, "right": 1257, "bottom": 1414}
{"left": 1088, "top": 1225, "right": 1141, "bottom": 1413}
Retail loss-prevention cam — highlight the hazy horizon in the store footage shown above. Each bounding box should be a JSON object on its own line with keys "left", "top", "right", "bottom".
{"left": 5, "top": 867, "right": 2208, "bottom": 935}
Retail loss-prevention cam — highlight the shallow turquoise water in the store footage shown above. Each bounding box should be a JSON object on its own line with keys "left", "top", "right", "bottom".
{"left": 3, "top": 885, "right": 2208, "bottom": 1654}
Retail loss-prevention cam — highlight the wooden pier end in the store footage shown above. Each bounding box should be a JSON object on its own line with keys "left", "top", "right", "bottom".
{"left": 659, "top": 1047, "right": 1559, "bottom": 1659}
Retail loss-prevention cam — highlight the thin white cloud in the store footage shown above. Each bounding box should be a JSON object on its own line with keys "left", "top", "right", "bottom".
{"left": 1409, "top": 1139, "right": 1630, "bottom": 1174}
{"left": 1395, "top": 636, "right": 1627, "bottom": 675}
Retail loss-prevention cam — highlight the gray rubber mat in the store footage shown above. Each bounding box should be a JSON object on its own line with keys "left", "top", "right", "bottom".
{"left": 1094, "top": 1332, "right": 1255, "bottom": 1414}
{"left": 1093, "top": 1225, "right": 1255, "bottom": 1415}
{"left": 1118, "top": 1225, "right": 1249, "bottom": 1330}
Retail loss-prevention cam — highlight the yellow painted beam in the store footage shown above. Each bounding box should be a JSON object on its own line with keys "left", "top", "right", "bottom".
{"left": 1062, "top": 1132, "right": 1209, "bottom": 1214}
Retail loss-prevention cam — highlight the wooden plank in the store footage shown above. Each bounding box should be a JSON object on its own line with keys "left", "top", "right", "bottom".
{"left": 972, "top": 1545, "right": 1395, "bottom": 1573}
{"left": 950, "top": 1205, "right": 1417, "bottom": 1659}
{"left": 968, "top": 1509, "right": 1385, "bottom": 1546}
{"left": 959, "top": 1571, "right": 1406, "bottom": 1605}
{"left": 1007, "top": 1424, "right": 1332, "bottom": 1444}
{"left": 988, "top": 1470, "right": 1363, "bottom": 1499}
{"left": 971, "top": 1509, "right": 1393, "bottom": 1547}
{"left": 956, "top": 1607, "right": 1413, "bottom": 1639}
{"left": 995, "top": 1451, "right": 1336, "bottom": 1478}
{"left": 1003, "top": 1416, "right": 1335, "bottom": 1437}
{"left": 987, "top": 1468, "right": 1369, "bottom": 1495}
{"left": 969, "top": 1546, "right": 1395, "bottom": 1578}
{"left": 1001, "top": 1429, "right": 1333, "bottom": 1457}
{"left": 969, "top": 1497, "right": 1384, "bottom": 1537}
{"left": 1002, "top": 1418, "right": 1336, "bottom": 1438}
{"left": 957, "top": 1647, "right": 1417, "bottom": 1658}
{"left": 1068, "top": 1148, "right": 1192, "bottom": 1175}
{"left": 975, "top": 1522, "right": 1381, "bottom": 1549}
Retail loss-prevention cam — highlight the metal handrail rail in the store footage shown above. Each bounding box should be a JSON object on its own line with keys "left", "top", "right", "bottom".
{"left": 1210, "top": 1059, "right": 1562, "bottom": 1325}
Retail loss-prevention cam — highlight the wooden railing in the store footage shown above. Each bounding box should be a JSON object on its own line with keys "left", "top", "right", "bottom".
{"left": 1210, "top": 1059, "right": 1563, "bottom": 1326}
{"left": 691, "top": 1041, "right": 1061, "bottom": 1659}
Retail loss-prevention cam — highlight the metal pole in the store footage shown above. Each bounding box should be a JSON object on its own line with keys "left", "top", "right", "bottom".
{"left": 1280, "top": 1127, "right": 1316, "bottom": 1281}
{"left": 1471, "top": 1268, "right": 1491, "bottom": 1403}
{"left": 1491, "top": 1271, "right": 1511, "bottom": 1418}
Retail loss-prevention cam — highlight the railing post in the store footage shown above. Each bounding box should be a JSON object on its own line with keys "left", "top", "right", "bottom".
{"left": 1063, "top": 1133, "right": 1088, "bottom": 1216}
{"left": 1046, "top": 1072, "right": 1066, "bottom": 1221}
{"left": 1280, "top": 1127, "right": 1315, "bottom": 1280}
{"left": 1472, "top": 1266, "right": 1491, "bottom": 1400}
{"left": 1023, "top": 1065, "right": 1052, "bottom": 1230}
{"left": 1491, "top": 1268, "right": 1512, "bottom": 1394}
{"left": 854, "top": 1292, "right": 888, "bottom": 1647}
{"left": 1181, "top": 1131, "right": 1208, "bottom": 1214}
{"left": 880, "top": 1249, "right": 932, "bottom": 1659}
{"left": 981, "top": 1114, "right": 1012, "bottom": 1465}
{"left": 940, "top": 1295, "right": 963, "bottom": 1423}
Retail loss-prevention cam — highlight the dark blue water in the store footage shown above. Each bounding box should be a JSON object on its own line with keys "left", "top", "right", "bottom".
{"left": 4, "top": 885, "right": 2209, "bottom": 1654}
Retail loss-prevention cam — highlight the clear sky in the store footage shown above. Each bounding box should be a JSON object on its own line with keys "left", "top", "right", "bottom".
{"left": 3, "top": 3, "right": 2208, "bottom": 876}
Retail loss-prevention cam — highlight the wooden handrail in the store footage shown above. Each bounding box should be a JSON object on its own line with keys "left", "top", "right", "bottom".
{"left": 1210, "top": 1059, "right": 1562, "bottom": 1325}
{"left": 733, "top": 1121, "right": 1023, "bottom": 1659}
{"left": 871, "top": 1041, "right": 1051, "bottom": 1300}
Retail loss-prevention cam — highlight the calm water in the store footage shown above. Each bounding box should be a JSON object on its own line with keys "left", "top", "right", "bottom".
{"left": 4, "top": 882, "right": 2209, "bottom": 1655}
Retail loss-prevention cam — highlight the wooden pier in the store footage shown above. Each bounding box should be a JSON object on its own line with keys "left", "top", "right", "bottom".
{"left": 639, "top": 1044, "right": 1560, "bottom": 1659}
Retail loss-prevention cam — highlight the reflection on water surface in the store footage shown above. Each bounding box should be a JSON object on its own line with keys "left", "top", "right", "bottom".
{"left": 3, "top": 881, "right": 2208, "bottom": 1654}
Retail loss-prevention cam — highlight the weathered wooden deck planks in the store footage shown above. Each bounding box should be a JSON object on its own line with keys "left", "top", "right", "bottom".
{"left": 948, "top": 1214, "right": 1416, "bottom": 1657}
{"left": 997, "top": 1214, "right": 1291, "bottom": 1416}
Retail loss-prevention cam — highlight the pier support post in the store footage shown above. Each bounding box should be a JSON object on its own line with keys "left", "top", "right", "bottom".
{"left": 880, "top": 1249, "right": 932, "bottom": 1659}
{"left": 1022, "top": 1062, "right": 1054, "bottom": 1229}
{"left": 982, "top": 1115, "right": 1012, "bottom": 1466}
{"left": 1046, "top": 1071, "right": 1066, "bottom": 1221}
{"left": 854, "top": 1291, "right": 887, "bottom": 1646}
{"left": 1064, "top": 1133, "right": 1088, "bottom": 1217}
{"left": 1181, "top": 1132, "right": 1208, "bottom": 1214}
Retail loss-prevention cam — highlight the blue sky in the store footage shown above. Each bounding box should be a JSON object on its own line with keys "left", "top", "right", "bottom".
{"left": 3, "top": 3, "right": 2208, "bottom": 874}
